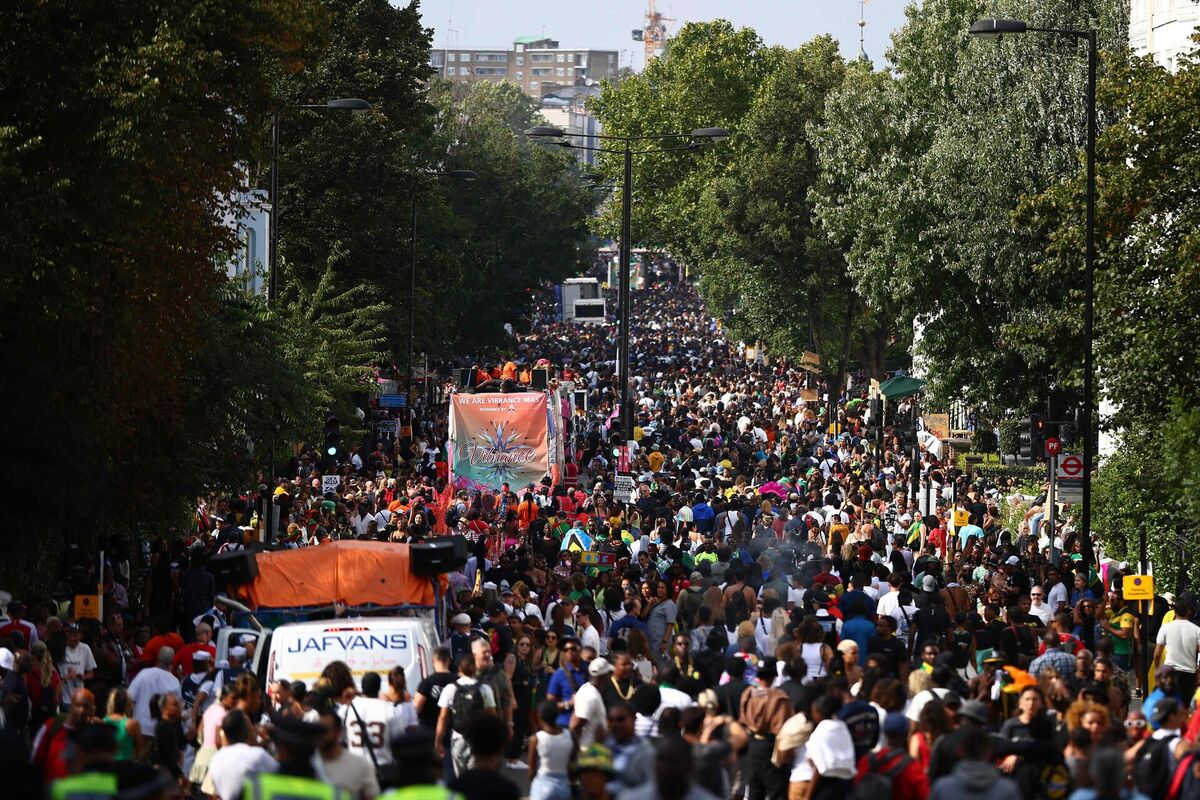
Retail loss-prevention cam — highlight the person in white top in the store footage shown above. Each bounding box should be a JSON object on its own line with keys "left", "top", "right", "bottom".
{"left": 436, "top": 659, "right": 497, "bottom": 777}
{"left": 207, "top": 708, "right": 277, "bottom": 800}
{"left": 577, "top": 609, "right": 603, "bottom": 656}
{"left": 1155, "top": 600, "right": 1200, "bottom": 701}
{"left": 1028, "top": 586, "right": 1054, "bottom": 626}
{"left": 57, "top": 623, "right": 97, "bottom": 707}
{"left": 529, "top": 701, "right": 574, "bottom": 800}
{"left": 806, "top": 695, "right": 856, "bottom": 791}
{"left": 570, "top": 657, "right": 612, "bottom": 749}
{"left": 128, "top": 647, "right": 181, "bottom": 736}
{"left": 318, "top": 706, "right": 380, "bottom": 800}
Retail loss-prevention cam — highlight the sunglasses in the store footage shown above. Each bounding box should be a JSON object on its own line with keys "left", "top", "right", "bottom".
{"left": 563, "top": 646, "right": 579, "bottom": 652}
{"left": 1125, "top": 719, "right": 1146, "bottom": 729}
{"left": 546, "top": 635, "right": 558, "bottom": 641}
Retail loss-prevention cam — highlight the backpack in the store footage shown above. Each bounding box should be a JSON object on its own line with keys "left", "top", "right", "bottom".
{"left": 1167, "top": 750, "right": 1200, "bottom": 800}
{"left": 450, "top": 681, "right": 485, "bottom": 734}
{"left": 1135, "top": 733, "right": 1178, "bottom": 799}
{"left": 852, "top": 749, "right": 911, "bottom": 799}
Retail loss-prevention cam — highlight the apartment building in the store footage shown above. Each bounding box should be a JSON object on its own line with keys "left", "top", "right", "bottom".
{"left": 430, "top": 36, "right": 619, "bottom": 98}
{"left": 1130, "top": 0, "right": 1200, "bottom": 70}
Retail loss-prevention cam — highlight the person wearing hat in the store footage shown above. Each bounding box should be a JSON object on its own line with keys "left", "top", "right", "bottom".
{"left": 1142, "top": 664, "right": 1182, "bottom": 729}
{"left": 57, "top": 622, "right": 97, "bottom": 707}
{"left": 572, "top": 743, "right": 615, "bottom": 800}
{"left": 448, "top": 614, "right": 473, "bottom": 665}
{"left": 172, "top": 621, "right": 216, "bottom": 678}
{"left": 244, "top": 712, "right": 351, "bottom": 799}
{"left": 49, "top": 721, "right": 120, "bottom": 799}
{"left": 179, "top": 648, "right": 212, "bottom": 722}
{"left": 569, "top": 657, "right": 613, "bottom": 749}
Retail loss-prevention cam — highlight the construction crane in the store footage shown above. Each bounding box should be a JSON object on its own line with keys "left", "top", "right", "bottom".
{"left": 632, "top": 0, "right": 673, "bottom": 65}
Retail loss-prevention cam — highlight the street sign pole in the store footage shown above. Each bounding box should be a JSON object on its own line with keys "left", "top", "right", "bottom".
{"left": 1048, "top": 454, "right": 1059, "bottom": 566}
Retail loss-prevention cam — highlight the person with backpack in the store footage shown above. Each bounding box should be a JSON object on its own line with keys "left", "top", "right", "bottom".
{"left": 854, "top": 712, "right": 928, "bottom": 800}
{"left": 1134, "top": 698, "right": 1190, "bottom": 800}
{"left": 435, "top": 654, "right": 497, "bottom": 778}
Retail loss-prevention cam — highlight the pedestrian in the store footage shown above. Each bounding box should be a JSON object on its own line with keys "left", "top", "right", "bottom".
{"left": 436, "top": 654, "right": 497, "bottom": 778}
{"left": 528, "top": 700, "right": 573, "bottom": 800}
{"left": 929, "top": 725, "right": 1021, "bottom": 800}
{"left": 127, "top": 646, "right": 180, "bottom": 738}
{"left": 739, "top": 659, "right": 793, "bottom": 800}
{"left": 317, "top": 704, "right": 380, "bottom": 799}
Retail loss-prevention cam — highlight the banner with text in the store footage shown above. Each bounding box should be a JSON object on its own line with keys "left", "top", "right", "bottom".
{"left": 449, "top": 392, "right": 550, "bottom": 493}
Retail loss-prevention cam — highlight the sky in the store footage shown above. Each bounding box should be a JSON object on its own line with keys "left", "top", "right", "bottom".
{"left": 408, "top": 0, "right": 913, "bottom": 70}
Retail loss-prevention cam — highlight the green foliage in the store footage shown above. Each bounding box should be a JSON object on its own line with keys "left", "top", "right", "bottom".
{"left": 428, "top": 79, "right": 596, "bottom": 348}
{"left": 0, "top": 0, "right": 326, "bottom": 593}
{"left": 1020, "top": 41, "right": 1200, "bottom": 586}
{"left": 998, "top": 419, "right": 1021, "bottom": 456}
{"left": 812, "top": 0, "right": 1128, "bottom": 415}
{"left": 968, "top": 463, "right": 1045, "bottom": 487}
{"left": 590, "top": 24, "right": 905, "bottom": 380}
{"left": 957, "top": 452, "right": 1000, "bottom": 471}
{"left": 970, "top": 428, "right": 998, "bottom": 454}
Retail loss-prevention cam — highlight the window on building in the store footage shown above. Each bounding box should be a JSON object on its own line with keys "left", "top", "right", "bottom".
{"left": 474, "top": 67, "right": 505, "bottom": 76}
{"left": 516, "top": 56, "right": 524, "bottom": 65}
{"left": 556, "top": 67, "right": 564, "bottom": 76}
{"left": 431, "top": 53, "right": 444, "bottom": 67}
{"left": 531, "top": 53, "right": 554, "bottom": 62}
{"left": 530, "top": 81, "right": 539, "bottom": 89}
{"left": 515, "top": 44, "right": 525, "bottom": 52}
{"left": 556, "top": 53, "right": 565, "bottom": 62}
{"left": 531, "top": 67, "right": 553, "bottom": 76}
{"left": 516, "top": 71, "right": 524, "bottom": 79}
{"left": 608, "top": 54, "right": 615, "bottom": 66}
{"left": 476, "top": 53, "right": 508, "bottom": 62}
{"left": 447, "top": 52, "right": 456, "bottom": 62}
{"left": 459, "top": 67, "right": 469, "bottom": 76}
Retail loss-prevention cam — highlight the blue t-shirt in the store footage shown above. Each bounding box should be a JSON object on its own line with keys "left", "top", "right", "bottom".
{"left": 841, "top": 616, "right": 877, "bottom": 657}
{"left": 546, "top": 663, "right": 588, "bottom": 726}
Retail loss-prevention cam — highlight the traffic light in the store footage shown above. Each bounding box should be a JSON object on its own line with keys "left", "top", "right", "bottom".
{"left": 1030, "top": 413, "right": 1047, "bottom": 460}
{"left": 1017, "top": 418, "right": 1033, "bottom": 464}
{"left": 323, "top": 413, "right": 342, "bottom": 461}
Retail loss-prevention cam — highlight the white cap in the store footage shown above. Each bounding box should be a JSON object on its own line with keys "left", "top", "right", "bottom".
{"left": 588, "top": 657, "right": 614, "bottom": 677}
{"left": 230, "top": 646, "right": 247, "bottom": 658}
{"left": 1006, "top": 556, "right": 1020, "bottom": 566}
{"left": 0, "top": 649, "right": 12, "bottom": 670}
{"left": 192, "top": 650, "right": 212, "bottom": 662}
{"left": 451, "top": 613, "right": 471, "bottom": 626}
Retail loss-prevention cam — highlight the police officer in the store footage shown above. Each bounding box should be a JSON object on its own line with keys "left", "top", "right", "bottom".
{"left": 244, "top": 715, "right": 349, "bottom": 800}
{"left": 378, "top": 728, "right": 464, "bottom": 800}
{"left": 51, "top": 723, "right": 118, "bottom": 800}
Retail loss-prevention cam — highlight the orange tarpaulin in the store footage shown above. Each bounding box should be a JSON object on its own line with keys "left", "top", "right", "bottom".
{"left": 245, "top": 540, "right": 439, "bottom": 609}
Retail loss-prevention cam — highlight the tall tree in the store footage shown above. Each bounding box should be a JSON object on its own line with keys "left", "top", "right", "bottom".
{"left": 811, "top": 0, "right": 1128, "bottom": 414}
{"left": 0, "top": 0, "right": 325, "bottom": 591}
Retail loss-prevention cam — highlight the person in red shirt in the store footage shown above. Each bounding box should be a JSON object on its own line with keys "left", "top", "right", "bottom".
{"left": 142, "top": 620, "right": 184, "bottom": 668}
{"left": 855, "top": 712, "right": 929, "bottom": 800}
{"left": 171, "top": 622, "right": 216, "bottom": 676}
{"left": 0, "top": 600, "right": 38, "bottom": 647}
{"left": 32, "top": 688, "right": 97, "bottom": 782}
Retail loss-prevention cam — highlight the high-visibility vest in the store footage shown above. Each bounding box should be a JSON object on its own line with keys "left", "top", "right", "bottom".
{"left": 51, "top": 772, "right": 117, "bottom": 800}
{"left": 244, "top": 773, "right": 349, "bottom": 800}
{"left": 379, "top": 786, "right": 465, "bottom": 800}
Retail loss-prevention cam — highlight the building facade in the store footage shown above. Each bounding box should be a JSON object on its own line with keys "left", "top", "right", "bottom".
{"left": 223, "top": 189, "right": 269, "bottom": 295}
{"left": 1130, "top": 0, "right": 1200, "bottom": 70}
{"left": 430, "top": 36, "right": 618, "bottom": 99}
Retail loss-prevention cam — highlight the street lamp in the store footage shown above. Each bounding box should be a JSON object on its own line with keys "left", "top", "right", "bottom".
{"left": 969, "top": 18, "right": 1097, "bottom": 568}
{"left": 525, "top": 125, "right": 729, "bottom": 444}
{"left": 407, "top": 169, "right": 477, "bottom": 410}
{"left": 268, "top": 98, "right": 372, "bottom": 306}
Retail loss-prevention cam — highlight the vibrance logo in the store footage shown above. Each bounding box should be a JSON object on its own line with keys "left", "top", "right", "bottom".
{"left": 463, "top": 421, "right": 539, "bottom": 483}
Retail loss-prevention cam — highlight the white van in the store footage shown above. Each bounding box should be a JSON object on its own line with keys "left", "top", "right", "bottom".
{"left": 260, "top": 616, "right": 439, "bottom": 692}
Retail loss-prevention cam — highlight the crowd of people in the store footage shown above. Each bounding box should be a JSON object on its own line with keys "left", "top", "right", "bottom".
{"left": 2, "top": 271, "right": 1198, "bottom": 800}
